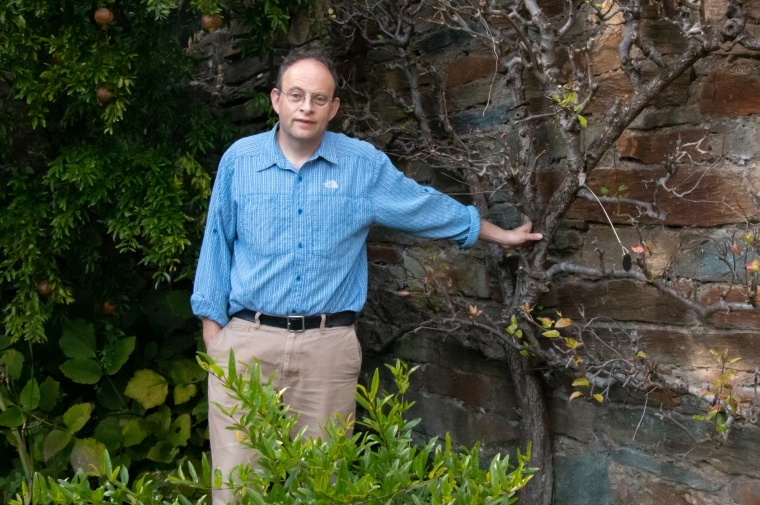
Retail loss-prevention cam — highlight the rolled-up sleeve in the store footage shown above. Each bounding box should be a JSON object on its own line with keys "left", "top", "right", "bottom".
{"left": 369, "top": 151, "right": 480, "bottom": 249}
{"left": 191, "top": 149, "right": 237, "bottom": 327}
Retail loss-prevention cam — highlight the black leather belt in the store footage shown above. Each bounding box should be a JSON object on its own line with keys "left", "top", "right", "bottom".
{"left": 231, "top": 309, "right": 357, "bottom": 332}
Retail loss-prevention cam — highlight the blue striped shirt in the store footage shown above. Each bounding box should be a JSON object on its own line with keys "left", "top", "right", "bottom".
{"left": 191, "top": 126, "right": 481, "bottom": 326}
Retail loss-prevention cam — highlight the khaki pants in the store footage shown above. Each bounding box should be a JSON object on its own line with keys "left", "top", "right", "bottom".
{"left": 206, "top": 317, "right": 362, "bottom": 504}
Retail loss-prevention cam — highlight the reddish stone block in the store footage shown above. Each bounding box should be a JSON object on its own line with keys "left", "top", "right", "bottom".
{"left": 591, "top": 27, "right": 623, "bottom": 75}
{"left": 748, "top": 0, "right": 760, "bottom": 20}
{"left": 552, "top": 164, "right": 760, "bottom": 226}
{"left": 446, "top": 57, "right": 500, "bottom": 88}
{"left": 701, "top": 284, "right": 760, "bottom": 329}
{"left": 729, "top": 477, "right": 760, "bottom": 505}
{"left": 700, "top": 73, "right": 760, "bottom": 118}
{"left": 618, "top": 129, "right": 709, "bottom": 164}
{"left": 366, "top": 243, "right": 404, "bottom": 265}
{"left": 556, "top": 279, "right": 696, "bottom": 325}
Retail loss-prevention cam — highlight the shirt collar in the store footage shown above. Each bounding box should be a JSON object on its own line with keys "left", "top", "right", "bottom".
{"left": 253, "top": 123, "right": 338, "bottom": 171}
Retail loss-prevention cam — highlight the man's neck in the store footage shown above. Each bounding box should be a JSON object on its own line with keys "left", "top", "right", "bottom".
{"left": 276, "top": 129, "right": 322, "bottom": 170}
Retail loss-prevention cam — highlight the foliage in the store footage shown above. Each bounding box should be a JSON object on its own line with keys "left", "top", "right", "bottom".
{"left": 0, "top": 0, "right": 310, "bottom": 500}
{"left": 10, "top": 359, "right": 535, "bottom": 505}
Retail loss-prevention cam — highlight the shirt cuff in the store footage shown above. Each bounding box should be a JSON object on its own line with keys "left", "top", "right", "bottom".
{"left": 460, "top": 206, "right": 481, "bottom": 249}
{"left": 190, "top": 294, "right": 230, "bottom": 327}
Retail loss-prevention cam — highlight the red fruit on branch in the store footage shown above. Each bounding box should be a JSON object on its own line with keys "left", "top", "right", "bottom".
{"left": 94, "top": 7, "right": 114, "bottom": 28}
{"left": 102, "top": 301, "right": 117, "bottom": 315}
{"left": 38, "top": 282, "right": 52, "bottom": 297}
{"left": 96, "top": 87, "right": 113, "bottom": 105}
{"left": 201, "top": 14, "right": 223, "bottom": 33}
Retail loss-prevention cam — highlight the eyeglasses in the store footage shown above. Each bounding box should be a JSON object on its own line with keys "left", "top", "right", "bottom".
{"left": 278, "top": 89, "right": 333, "bottom": 108}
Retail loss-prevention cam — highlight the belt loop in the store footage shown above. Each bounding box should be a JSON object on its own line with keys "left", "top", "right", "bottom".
{"left": 254, "top": 311, "right": 261, "bottom": 330}
{"left": 320, "top": 314, "right": 326, "bottom": 333}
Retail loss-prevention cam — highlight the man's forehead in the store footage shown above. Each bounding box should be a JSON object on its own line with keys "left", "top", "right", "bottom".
{"left": 282, "top": 59, "right": 334, "bottom": 90}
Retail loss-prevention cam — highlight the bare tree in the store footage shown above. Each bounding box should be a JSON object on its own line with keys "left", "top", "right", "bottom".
{"left": 327, "top": 0, "right": 759, "bottom": 502}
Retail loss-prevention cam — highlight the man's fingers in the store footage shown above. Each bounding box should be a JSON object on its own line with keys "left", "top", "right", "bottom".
{"left": 516, "top": 221, "right": 533, "bottom": 232}
{"left": 526, "top": 232, "right": 543, "bottom": 241}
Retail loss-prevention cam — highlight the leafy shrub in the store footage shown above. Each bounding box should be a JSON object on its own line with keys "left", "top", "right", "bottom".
{"left": 11, "top": 358, "right": 534, "bottom": 505}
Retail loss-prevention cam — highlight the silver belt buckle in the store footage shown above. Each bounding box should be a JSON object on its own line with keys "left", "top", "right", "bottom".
{"left": 287, "top": 315, "right": 306, "bottom": 333}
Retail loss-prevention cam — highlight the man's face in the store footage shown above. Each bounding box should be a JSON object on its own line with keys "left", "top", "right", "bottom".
{"left": 270, "top": 59, "right": 340, "bottom": 149}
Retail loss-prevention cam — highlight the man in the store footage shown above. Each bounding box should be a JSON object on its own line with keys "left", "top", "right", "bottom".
{"left": 191, "top": 48, "right": 541, "bottom": 503}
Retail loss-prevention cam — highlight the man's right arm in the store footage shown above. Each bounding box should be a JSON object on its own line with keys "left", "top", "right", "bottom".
{"left": 191, "top": 150, "right": 237, "bottom": 336}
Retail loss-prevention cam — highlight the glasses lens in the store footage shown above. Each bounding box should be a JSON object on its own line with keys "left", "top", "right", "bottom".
{"left": 287, "top": 91, "right": 304, "bottom": 104}
{"left": 312, "top": 95, "right": 330, "bottom": 107}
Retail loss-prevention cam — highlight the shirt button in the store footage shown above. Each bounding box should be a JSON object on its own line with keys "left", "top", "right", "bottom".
{"left": 298, "top": 242, "right": 303, "bottom": 248}
{"left": 298, "top": 209, "right": 303, "bottom": 214}
{"left": 298, "top": 176, "right": 303, "bottom": 182}
{"left": 296, "top": 275, "right": 301, "bottom": 281}
{"left": 291, "top": 309, "right": 296, "bottom": 314}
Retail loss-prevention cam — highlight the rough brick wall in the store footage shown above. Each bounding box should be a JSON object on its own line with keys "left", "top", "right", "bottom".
{"left": 191, "top": 2, "right": 760, "bottom": 501}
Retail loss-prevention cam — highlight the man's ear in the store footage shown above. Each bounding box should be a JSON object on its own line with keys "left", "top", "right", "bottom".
{"left": 270, "top": 88, "right": 281, "bottom": 115}
{"left": 329, "top": 97, "right": 340, "bottom": 121}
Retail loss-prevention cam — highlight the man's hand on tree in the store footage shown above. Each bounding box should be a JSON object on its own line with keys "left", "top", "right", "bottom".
{"left": 478, "top": 219, "right": 543, "bottom": 250}
{"left": 202, "top": 317, "right": 223, "bottom": 348}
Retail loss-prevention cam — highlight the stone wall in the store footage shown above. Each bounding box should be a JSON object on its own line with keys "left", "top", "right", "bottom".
{"left": 190, "top": 2, "right": 760, "bottom": 502}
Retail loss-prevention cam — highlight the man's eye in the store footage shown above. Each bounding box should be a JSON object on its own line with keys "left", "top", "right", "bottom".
{"left": 313, "top": 95, "right": 329, "bottom": 106}
{"left": 288, "top": 92, "right": 304, "bottom": 100}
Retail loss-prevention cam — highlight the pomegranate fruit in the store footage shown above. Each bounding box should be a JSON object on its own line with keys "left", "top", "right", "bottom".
{"left": 96, "top": 87, "right": 113, "bottom": 105}
{"left": 94, "top": 7, "right": 114, "bottom": 28}
{"left": 201, "top": 14, "right": 223, "bottom": 33}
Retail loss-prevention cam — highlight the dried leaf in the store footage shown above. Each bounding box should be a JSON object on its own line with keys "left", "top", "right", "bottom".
{"left": 555, "top": 318, "right": 572, "bottom": 328}
{"left": 593, "top": 393, "right": 604, "bottom": 403}
{"left": 569, "top": 391, "right": 583, "bottom": 401}
{"left": 572, "top": 378, "right": 590, "bottom": 387}
{"left": 631, "top": 244, "right": 646, "bottom": 254}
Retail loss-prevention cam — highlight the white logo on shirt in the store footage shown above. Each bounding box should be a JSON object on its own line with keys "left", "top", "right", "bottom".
{"left": 324, "top": 180, "right": 339, "bottom": 189}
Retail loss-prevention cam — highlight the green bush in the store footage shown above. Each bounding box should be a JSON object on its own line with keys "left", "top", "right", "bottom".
{"left": 0, "top": 0, "right": 309, "bottom": 499}
{"left": 11, "top": 359, "right": 535, "bottom": 504}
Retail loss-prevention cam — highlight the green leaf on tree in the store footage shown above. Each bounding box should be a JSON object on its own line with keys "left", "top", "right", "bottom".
{"left": 599, "top": 186, "right": 609, "bottom": 195}
{"left": 572, "top": 378, "right": 590, "bottom": 387}
{"left": 60, "top": 359, "right": 103, "bottom": 384}
{"left": 70, "top": 438, "right": 106, "bottom": 474}
{"left": 145, "top": 405, "right": 172, "bottom": 435}
{"left": 59, "top": 320, "right": 97, "bottom": 360}
{"left": 43, "top": 430, "right": 72, "bottom": 461}
{"left": 147, "top": 440, "right": 176, "bottom": 463}
{"left": 94, "top": 417, "right": 123, "bottom": 453}
{"left": 125, "top": 369, "right": 169, "bottom": 409}
{"left": 39, "top": 377, "right": 60, "bottom": 412}
{"left": 0, "top": 406, "right": 25, "bottom": 428}
{"left": 168, "top": 414, "right": 191, "bottom": 447}
{"left": 64, "top": 403, "right": 93, "bottom": 433}
{"left": 102, "top": 337, "right": 136, "bottom": 375}
{"left": 122, "top": 419, "right": 150, "bottom": 447}
{"left": 1, "top": 349, "right": 24, "bottom": 380}
{"left": 577, "top": 114, "right": 587, "bottom": 128}
{"left": 618, "top": 184, "right": 628, "bottom": 192}
{"left": 174, "top": 383, "right": 197, "bottom": 405}
{"left": 542, "top": 330, "right": 560, "bottom": 338}
{"left": 170, "top": 359, "right": 207, "bottom": 385}
{"left": 20, "top": 378, "right": 40, "bottom": 410}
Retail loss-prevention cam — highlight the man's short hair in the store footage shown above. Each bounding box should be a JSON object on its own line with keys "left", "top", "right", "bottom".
{"left": 276, "top": 47, "right": 339, "bottom": 95}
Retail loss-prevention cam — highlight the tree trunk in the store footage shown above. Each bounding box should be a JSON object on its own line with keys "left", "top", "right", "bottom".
{"left": 506, "top": 347, "right": 553, "bottom": 505}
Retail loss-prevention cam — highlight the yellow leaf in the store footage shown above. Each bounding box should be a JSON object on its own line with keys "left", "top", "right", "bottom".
{"left": 539, "top": 317, "right": 553, "bottom": 328}
{"left": 572, "top": 378, "right": 590, "bottom": 387}
{"left": 635, "top": 351, "right": 646, "bottom": 359}
{"left": 569, "top": 391, "right": 583, "bottom": 401}
{"left": 555, "top": 318, "right": 572, "bottom": 328}
{"left": 542, "top": 330, "right": 560, "bottom": 338}
{"left": 565, "top": 338, "right": 579, "bottom": 349}
{"left": 593, "top": 394, "right": 604, "bottom": 403}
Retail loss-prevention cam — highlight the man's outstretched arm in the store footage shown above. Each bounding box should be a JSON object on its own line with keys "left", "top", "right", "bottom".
{"left": 478, "top": 220, "right": 543, "bottom": 249}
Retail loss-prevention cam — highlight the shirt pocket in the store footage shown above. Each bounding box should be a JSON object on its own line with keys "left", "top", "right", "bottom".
{"left": 238, "top": 194, "right": 294, "bottom": 257}
{"left": 311, "top": 196, "right": 370, "bottom": 258}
